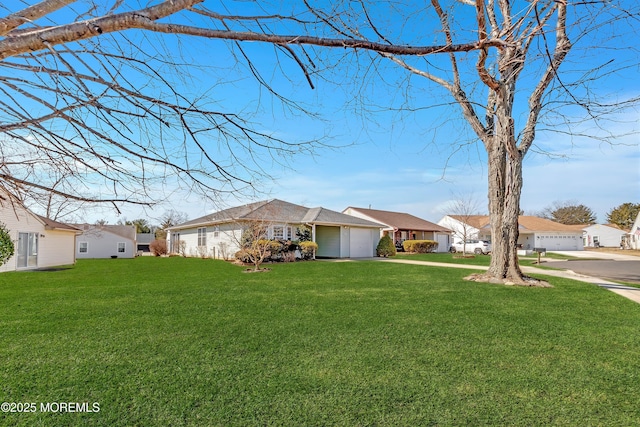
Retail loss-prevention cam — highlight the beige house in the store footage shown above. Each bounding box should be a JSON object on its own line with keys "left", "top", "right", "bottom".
{"left": 342, "top": 207, "right": 452, "bottom": 252}
{"left": 0, "top": 192, "right": 79, "bottom": 272}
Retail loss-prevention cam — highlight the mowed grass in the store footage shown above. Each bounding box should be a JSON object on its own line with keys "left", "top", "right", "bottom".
{"left": 392, "top": 252, "right": 570, "bottom": 267}
{"left": 1, "top": 258, "right": 639, "bottom": 426}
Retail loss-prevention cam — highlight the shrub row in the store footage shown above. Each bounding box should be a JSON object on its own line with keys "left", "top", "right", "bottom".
{"left": 235, "top": 240, "right": 318, "bottom": 263}
{"left": 402, "top": 239, "right": 438, "bottom": 253}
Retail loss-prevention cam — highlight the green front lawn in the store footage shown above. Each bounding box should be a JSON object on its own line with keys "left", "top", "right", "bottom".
{"left": 1, "top": 258, "right": 639, "bottom": 426}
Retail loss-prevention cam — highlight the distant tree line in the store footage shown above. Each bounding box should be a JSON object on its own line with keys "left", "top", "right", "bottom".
{"left": 532, "top": 201, "right": 639, "bottom": 229}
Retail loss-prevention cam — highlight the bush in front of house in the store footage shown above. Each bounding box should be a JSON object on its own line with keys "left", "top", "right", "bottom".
{"left": 403, "top": 240, "right": 438, "bottom": 253}
{"left": 266, "top": 240, "right": 284, "bottom": 260}
{"left": 234, "top": 249, "right": 254, "bottom": 264}
{"left": 299, "top": 241, "right": 318, "bottom": 260}
{"left": 235, "top": 239, "right": 318, "bottom": 264}
{"left": 376, "top": 235, "right": 396, "bottom": 257}
{"left": 0, "top": 222, "right": 14, "bottom": 266}
{"left": 150, "top": 239, "right": 168, "bottom": 256}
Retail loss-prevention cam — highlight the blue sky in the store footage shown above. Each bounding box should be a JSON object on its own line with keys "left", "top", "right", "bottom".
{"left": 72, "top": 1, "right": 639, "bottom": 225}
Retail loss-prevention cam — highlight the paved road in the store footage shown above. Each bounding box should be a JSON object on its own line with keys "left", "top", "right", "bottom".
{"left": 549, "top": 250, "right": 639, "bottom": 261}
{"left": 544, "top": 260, "right": 640, "bottom": 285}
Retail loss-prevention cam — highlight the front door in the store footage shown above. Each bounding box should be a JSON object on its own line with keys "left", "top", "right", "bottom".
{"left": 17, "top": 232, "right": 38, "bottom": 268}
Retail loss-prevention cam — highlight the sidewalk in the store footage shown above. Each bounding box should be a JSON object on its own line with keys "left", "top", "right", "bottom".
{"left": 372, "top": 258, "right": 640, "bottom": 304}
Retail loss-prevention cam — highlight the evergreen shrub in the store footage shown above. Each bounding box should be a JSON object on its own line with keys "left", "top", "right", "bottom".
{"left": 0, "top": 222, "right": 14, "bottom": 266}
{"left": 376, "top": 235, "right": 396, "bottom": 257}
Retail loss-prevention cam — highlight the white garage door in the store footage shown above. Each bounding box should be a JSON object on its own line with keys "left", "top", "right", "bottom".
{"left": 436, "top": 234, "right": 450, "bottom": 253}
{"left": 350, "top": 228, "right": 374, "bottom": 258}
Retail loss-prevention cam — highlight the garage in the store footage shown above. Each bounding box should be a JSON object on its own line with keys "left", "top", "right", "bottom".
{"left": 315, "top": 225, "right": 341, "bottom": 258}
{"left": 314, "top": 225, "right": 379, "bottom": 258}
{"left": 349, "top": 228, "right": 376, "bottom": 258}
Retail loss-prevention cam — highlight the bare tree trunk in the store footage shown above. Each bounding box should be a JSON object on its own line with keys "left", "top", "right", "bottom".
{"left": 473, "top": 100, "right": 548, "bottom": 286}
{"left": 485, "top": 141, "right": 525, "bottom": 282}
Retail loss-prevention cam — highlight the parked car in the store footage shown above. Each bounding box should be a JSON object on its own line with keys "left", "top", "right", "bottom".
{"left": 449, "top": 239, "right": 492, "bottom": 255}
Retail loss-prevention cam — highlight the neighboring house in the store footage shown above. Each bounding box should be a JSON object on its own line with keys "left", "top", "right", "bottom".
{"left": 342, "top": 206, "right": 452, "bottom": 252}
{"left": 0, "top": 192, "right": 80, "bottom": 272}
{"left": 73, "top": 224, "right": 137, "bottom": 259}
{"left": 623, "top": 212, "right": 640, "bottom": 250}
{"left": 166, "top": 199, "right": 384, "bottom": 259}
{"left": 438, "top": 215, "right": 585, "bottom": 252}
{"left": 582, "top": 224, "right": 627, "bottom": 248}
{"left": 136, "top": 233, "right": 155, "bottom": 254}
{"left": 437, "top": 215, "right": 487, "bottom": 242}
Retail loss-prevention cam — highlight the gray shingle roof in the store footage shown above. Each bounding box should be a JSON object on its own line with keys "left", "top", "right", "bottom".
{"left": 72, "top": 223, "right": 137, "bottom": 240}
{"left": 169, "top": 199, "right": 383, "bottom": 230}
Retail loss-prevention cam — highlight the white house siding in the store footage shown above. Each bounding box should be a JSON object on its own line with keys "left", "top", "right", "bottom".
{"left": 582, "top": 224, "right": 626, "bottom": 248}
{"left": 628, "top": 213, "right": 640, "bottom": 250}
{"left": 437, "top": 216, "right": 481, "bottom": 241}
{"left": 76, "top": 229, "right": 135, "bottom": 259}
{"left": 175, "top": 228, "right": 199, "bottom": 255}
{"left": 167, "top": 225, "right": 243, "bottom": 259}
{"left": 208, "top": 225, "right": 243, "bottom": 259}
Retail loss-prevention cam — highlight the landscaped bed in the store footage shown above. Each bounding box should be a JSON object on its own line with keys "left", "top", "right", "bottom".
{"left": 1, "top": 257, "right": 639, "bottom": 426}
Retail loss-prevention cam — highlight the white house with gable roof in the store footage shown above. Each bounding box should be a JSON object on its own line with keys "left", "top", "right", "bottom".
{"left": 166, "top": 199, "right": 384, "bottom": 259}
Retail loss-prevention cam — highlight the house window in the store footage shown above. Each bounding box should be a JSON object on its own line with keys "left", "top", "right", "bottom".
{"left": 79, "top": 242, "right": 88, "bottom": 253}
{"left": 198, "top": 227, "right": 207, "bottom": 246}
{"left": 117, "top": 242, "right": 126, "bottom": 253}
{"left": 213, "top": 226, "right": 220, "bottom": 238}
{"left": 286, "top": 226, "right": 293, "bottom": 240}
{"left": 272, "top": 226, "right": 284, "bottom": 240}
